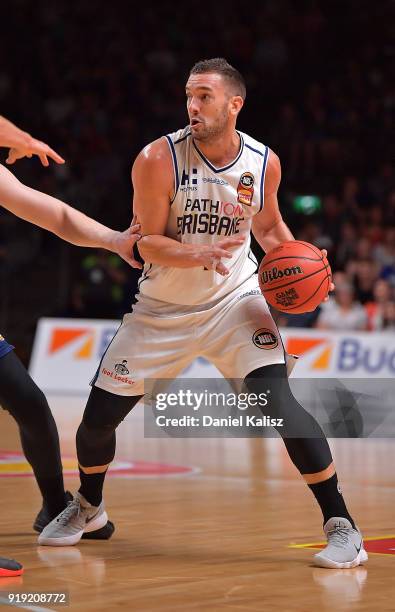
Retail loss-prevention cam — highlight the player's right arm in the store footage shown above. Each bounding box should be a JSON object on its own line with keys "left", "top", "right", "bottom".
{"left": 0, "top": 164, "right": 142, "bottom": 267}
{"left": 0, "top": 115, "right": 64, "bottom": 166}
{"left": 133, "top": 138, "right": 243, "bottom": 276}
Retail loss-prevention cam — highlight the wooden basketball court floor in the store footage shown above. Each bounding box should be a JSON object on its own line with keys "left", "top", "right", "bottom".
{"left": 1, "top": 394, "right": 394, "bottom": 611}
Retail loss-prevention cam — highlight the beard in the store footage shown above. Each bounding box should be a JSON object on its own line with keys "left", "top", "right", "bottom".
{"left": 192, "top": 106, "right": 229, "bottom": 142}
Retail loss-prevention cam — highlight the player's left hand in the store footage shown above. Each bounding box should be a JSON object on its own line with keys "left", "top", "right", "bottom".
{"left": 113, "top": 223, "right": 143, "bottom": 269}
{"left": 321, "top": 249, "right": 335, "bottom": 301}
{"left": 6, "top": 137, "right": 65, "bottom": 166}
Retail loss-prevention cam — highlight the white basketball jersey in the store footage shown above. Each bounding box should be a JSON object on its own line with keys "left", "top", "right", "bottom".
{"left": 139, "top": 126, "right": 270, "bottom": 305}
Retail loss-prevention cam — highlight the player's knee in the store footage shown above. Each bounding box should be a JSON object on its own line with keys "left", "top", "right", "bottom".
{"left": 82, "top": 386, "right": 142, "bottom": 431}
{"left": 8, "top": 383, "right": 53, "bottom": 433}
{"left": 77, "top": 420, "right": 109, "bottom": 440}
{"left": 244, "top": 363, "right": 290, "bottom": 418}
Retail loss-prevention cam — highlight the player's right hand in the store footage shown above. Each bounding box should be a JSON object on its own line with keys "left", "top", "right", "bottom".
{"left": 6, "top": 136, "right": 65, "bottom": 167}
{"left": 113, "top": 223, "right": 143, "bottom": 269}
{"left": 200, "top": 236, "right": 245, "bottom": 276}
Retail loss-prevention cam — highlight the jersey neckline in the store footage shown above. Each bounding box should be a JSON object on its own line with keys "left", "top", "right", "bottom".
{"left": 192, "top": 132, "right": 244, "bottom": 174}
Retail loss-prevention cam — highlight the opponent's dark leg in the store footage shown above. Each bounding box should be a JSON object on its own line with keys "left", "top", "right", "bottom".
{"left": 244, "top": 363, "right": 355, "bottom": 527}
{"left": 0, "top": 351, "right": 113, "bottom": 538}
{"left": 0, "top": 351, "right": 66, "bottom": 517}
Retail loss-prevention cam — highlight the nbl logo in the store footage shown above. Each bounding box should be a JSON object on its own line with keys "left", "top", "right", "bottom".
{"left": 252, "top": 329, "right": 278, "bottom": 350}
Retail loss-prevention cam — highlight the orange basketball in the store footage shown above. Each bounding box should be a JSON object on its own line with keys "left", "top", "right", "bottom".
{"left": 258, "top": 241, "right": 332, "bottom": 314}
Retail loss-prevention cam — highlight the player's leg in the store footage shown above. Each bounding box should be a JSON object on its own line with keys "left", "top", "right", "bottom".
{"left": 244, "top": 364, "right": 367, "bottom": 568}
{"left": 38, "top": 387, "right": 142, "bottom": 546}
{"left": 76, "top": 387, "right": 141, "bottom": 506}
{"left": 0, "top": 346, "right": 114, "bottom": 539}
{"left": 38, "top": 300, "right": 195, "bottom": 545}
{"left": 0, "top": 349, "right": 66, "bottom": 517}
{"left": 203, "top": 275, "right": 367, "bottom": 569}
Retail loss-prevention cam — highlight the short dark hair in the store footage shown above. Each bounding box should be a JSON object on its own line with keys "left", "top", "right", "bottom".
{"left": 189, "top": 58, "right": 246, "bottom": 100}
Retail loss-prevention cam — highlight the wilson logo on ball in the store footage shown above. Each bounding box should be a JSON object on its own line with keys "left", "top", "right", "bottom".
{"left": 261, "top": 265, "right": 304, "bottom": 284}
{"left": 252, "top": 329, "right": 278, "bottom": 350}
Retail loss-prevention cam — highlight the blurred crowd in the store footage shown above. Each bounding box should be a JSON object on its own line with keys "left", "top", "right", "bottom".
{"left": 0, "top": 0, "right": 394, "bottom": 353}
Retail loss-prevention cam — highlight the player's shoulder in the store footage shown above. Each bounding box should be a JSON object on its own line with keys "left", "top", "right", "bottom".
{"left": 239, "top": 130, "right": 268, "bottom": 158}
{"left": 240, "top": 131, "right": 280, "bottom": 175}
{"left": 166, "top": 125, "right": 192, "bottom": 146}
{"left": 134, "top": 126, "right": 190, "bottom": 168}
{"left": 133, "top": 136, "right": 173, "bottom": 175}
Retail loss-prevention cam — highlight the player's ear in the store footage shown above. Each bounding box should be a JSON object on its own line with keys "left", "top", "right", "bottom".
{"left": 229, "top": 96, "right": 244, "bottom": 116}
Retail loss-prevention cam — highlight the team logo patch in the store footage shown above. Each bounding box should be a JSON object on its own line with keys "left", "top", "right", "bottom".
{"left": 115, "top": 359, "right": 130, "bottom": 375}
{"left": 252, "top": 328, "right": 278, "bottom": 350}
{"left": 237, "top": 172, "right": 254, "bottom": 206}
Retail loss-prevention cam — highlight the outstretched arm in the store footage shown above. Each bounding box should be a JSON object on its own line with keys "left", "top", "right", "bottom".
{"left": 0, "top": 164, "right": 141, "bottom": 268}
{"left": 0, "top": 115, "right": 64, "bottom": 166}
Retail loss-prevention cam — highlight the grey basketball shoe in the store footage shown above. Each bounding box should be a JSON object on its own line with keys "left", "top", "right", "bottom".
{"left": 313, "top": 517, "right": 368, "bottom": 569}
{"left": 38, "top": 493, "right": 108, "bottom": 546}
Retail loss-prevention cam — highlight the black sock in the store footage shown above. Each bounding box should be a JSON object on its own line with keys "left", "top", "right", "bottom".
{"left": 308, "top": 473, "right": 356, "bottom": 529}
{"left": 78, "top": 468, "right": 107, "bottom": 506}
{"left": 35, "top": 474, "right": 67, "bottom": 518}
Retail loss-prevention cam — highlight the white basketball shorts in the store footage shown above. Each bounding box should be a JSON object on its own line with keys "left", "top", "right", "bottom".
{"left": 92, "top": 274, "right": 292, "bottom": 397}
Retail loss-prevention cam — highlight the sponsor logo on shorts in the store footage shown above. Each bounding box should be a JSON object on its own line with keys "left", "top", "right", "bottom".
{"left": 262, "top": 265, "right": 303, "bottom": 284}
{"left": 102, "top": 366, "right": 135, "bottom": 385}
{"left": 237, "top": 171, "right": 254, "bottom": 206}
{"left": 252, "top": 328, "right": 278, "bottom": 350}
{"left": 114, "top": 359, "right": 130, "bottom": 375}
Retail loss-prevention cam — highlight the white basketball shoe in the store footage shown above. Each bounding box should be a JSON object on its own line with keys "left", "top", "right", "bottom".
{"left": 313, "top": 517, "right": 368, "bottom": 569}
{"left": 38, "top": 492, "right": 108, "bottom": 546}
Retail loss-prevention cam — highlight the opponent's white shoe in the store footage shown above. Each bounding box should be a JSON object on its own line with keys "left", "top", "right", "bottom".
{"left": 313, "top": 517, "right": 368, "bottom": 569}
{"left": 38, "top": 492, "right": 108, "bottom": 546}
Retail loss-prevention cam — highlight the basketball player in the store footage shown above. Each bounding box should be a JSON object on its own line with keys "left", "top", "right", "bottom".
{"left": 0, "top": 115, "right": 141, "bottom": 575}
{"left": 40, "top": 59, "right": 367, "bottom": 569}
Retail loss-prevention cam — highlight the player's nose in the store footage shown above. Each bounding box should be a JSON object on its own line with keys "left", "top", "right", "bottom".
{"left": 188, "top": 97, "right": 200, "bottom": 115}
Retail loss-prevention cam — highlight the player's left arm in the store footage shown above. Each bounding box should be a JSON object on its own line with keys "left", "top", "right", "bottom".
{"left": 251, "top": 150, "right": 294, "bottom": 252}
{"left": 0, "top": 164, "right": 142, "bottom": 267}
{"left": 252, "top": 149, "right": 334, "bottom": 294}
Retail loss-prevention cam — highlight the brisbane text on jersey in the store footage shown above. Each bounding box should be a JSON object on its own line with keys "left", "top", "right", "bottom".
{"left": 177, "top": 197, "right": 244, "bottom": 236}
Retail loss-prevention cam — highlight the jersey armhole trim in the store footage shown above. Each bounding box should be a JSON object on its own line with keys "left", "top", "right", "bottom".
{"left": 138, "top": 263, "right": 153, "bottom": 289}
{"left": 245, "top": 143, "right": 264, "bottom": 156}
{"left": 165, "top": 136, "right": 180, "bottom": 204}
{"left": 259, "top": 146, "right": 269, "bottom": 212}
{"left": 174, "top": 131, "right": 191, "bottom": 144}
